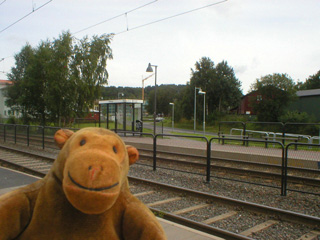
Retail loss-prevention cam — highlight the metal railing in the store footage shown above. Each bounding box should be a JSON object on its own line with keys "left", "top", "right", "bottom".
{"left": 0, "top": 123, "right": 319, "bottom": 196}
{"left": 220, "top": 121, "right": 320, "bottom": 145}
{"left": 283, "top": 142, "right": 320, "bottom": 196}
{"left": 0, "top": 124, "right": 79, "bottom": 149}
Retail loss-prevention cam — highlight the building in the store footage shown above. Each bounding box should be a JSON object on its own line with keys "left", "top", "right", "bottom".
{"left": 238, "top": 91, "right": 261, "bottom": 115}
{"left": 289, "top": 88, "right": 320, "bottom": 121}
{"left": 0, "top": 80, "right": 15, "bottom": 121}
{"left": 99, "top": 99, "right": 143, "bottom": 132}
{"left": 239, "top": 88, "right": 320, "bottom": 121}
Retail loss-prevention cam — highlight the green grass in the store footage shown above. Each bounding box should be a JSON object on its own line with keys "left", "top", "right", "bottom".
{"left": 168, "top": 131, "right": 217, "bottom": 141}
{"left": 71, "top": 120, "right": 320, "bottom": 150}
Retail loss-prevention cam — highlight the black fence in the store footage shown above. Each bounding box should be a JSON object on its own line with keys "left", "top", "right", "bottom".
{"left": 110, "top": 131, "right": 319, "bottom": 197}
{"left": 0, "top": 124, "right": 319, "bottom": 196}
{"left": 283, "top": 142, "right": 320, "bottom": 196}
{"left": 0, "top": 124, "right": 79, "bottom": 150}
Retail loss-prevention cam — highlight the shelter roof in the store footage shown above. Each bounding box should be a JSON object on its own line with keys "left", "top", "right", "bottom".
{"left": 99, "top": 99, "right": 143, "bottom": 104}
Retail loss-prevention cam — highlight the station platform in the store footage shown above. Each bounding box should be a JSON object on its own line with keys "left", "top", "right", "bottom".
{"left": 121, "top": 135, "right": 320, "bottom": 170}
{"left": 0, "top": 167, "right": 223, "bottom": 240}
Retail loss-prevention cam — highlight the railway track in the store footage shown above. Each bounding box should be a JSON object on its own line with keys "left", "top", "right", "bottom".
{"left": 0, "top": 145, "right": 319, "bottom": 240}
{"left": 2, "top": 133, "right": 320, "bottom": 187}
{"left": 0, "top": 133, "right": 57, "bottom": 149}
{"left": 138, "top": 148, "right": 320, "bottom": 188}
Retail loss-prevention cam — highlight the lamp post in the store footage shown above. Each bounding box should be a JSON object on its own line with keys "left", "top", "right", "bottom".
{"left": 198, "top": 90, "right": 206, "bottom": 135}
{"left": 169, "top": 102, "right": 174, "bottom": 132}
{"left": 194, "top": 87, "right": 202, "bottom": 133}
{"left": 146, "top": 63, "right": 157, "bottom": 135}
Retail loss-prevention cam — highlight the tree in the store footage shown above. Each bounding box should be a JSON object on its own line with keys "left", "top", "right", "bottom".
{"left": 298, "top": 70, "right": 320, "bottom": 90}
{"left": 101, "top": 86, "right": 141, "bottom": 100}
{"left": 47, "top": 32, "right": 73, "bottom": 125}
{"left": 250, "top": 73, "right": 296, "bottom": 122}
{"left": 251, "top": 73, "right": 296, "bottom": 94}
{"left": 5, "top": 41, "right": 53, "bottom": 125}
{"left": 214, "top": 61, "right": 242, "bottom": 112}
{"left": 5, "top": 44, "right": 34, "bottom": 123}
{"left": 145, "top": 84, "right": 185, "bottom": 116}
{"left": 69, "top": 34, "right": 112, "bottom": 115}
{"left": 181, "top": 57, "right": 242, "bottom": 122}
{"left": 5, "top": 31, "right": 113, "bottom": 126}
{"left": 251, "top": 85, "right": 291, "bottom": 122}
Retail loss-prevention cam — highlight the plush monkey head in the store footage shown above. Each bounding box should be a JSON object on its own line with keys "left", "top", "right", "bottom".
{"left": 53, "top": 128, "right": 139, "bottom": 215}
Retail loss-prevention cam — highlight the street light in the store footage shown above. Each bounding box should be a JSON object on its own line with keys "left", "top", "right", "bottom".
{"left": 194, "top": 87, "right": 202, "bottom": 133}
{"left": 146, "top": 63, "right": 158, "bottom": 135}
{"left": 198, "top": 90, "right": 206, "bottom": 135}
{"left": 169, "top": 102, "right": 174, "bottom": 132}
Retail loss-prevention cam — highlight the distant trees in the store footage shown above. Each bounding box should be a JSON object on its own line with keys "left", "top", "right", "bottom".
{"left": 5, "top": 31, "right": 113, "bottom": 126}
{"left": 179, "top": 57, "right": 242, "bottom": 122}
{"left": 142, "top": 57, "right": 242, "bottom": 122}
{"left": 145, "top": 85, "right": 185, "bottom": 116}
{"left": 250, "top": 73, "right": 297, "bottom": 122}
{"left": 101, "top": 86, "right": 141, "bottom": 100}
{"left": 9, "top": 37, "right": 318, "bottom": 127}
{"left": 251, "top": 73, "right": 296, "bottom": 94}
{"left": 297, "top": 70, "right": 320, "bottom": 90}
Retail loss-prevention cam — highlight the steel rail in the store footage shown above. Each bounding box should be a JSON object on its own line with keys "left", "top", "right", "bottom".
{"left": 150, "top": 208, "right": 254, "bottom": 240}
{"left": 1, "top": 142, "right": 319, "bottom": 189}
{"left": 139, "top": 152, "right": 320, "bottom": 186}
{"left": 129, "top": 176, "right": 320, "bottom": 227}
{"left": 138, "top": 148, "right": 320, "bottom": 176}
{"left": 0, "top": 148, "right": 252, "bottom": 240}
{"left": 2, "top": 133, "right": 319, "bottom": 176}
{"left": 1, "top": 146, "right": 320, "bottom": 239}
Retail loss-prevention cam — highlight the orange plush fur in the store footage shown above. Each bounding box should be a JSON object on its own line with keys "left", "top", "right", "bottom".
{"left": 0, "top": 127, "right": 166, "bottom": 239}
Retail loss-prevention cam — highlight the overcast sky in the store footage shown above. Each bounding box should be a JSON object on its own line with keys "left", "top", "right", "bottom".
{"left": 1, "top": 0, "right": 319, "bottom": 94}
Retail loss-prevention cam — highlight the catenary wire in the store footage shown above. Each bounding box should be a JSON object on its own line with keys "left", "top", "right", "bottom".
{"left": 0, "top": 0, "right": 53, "bottom": 34}
{"left": 72, "top": 0, "right": 158, "bottom": 36}
{"left": 0, "top": 0, "right": 227, "bottom": 72}
{"left": 115, "top": 0, "right": 228, "bottom": 35}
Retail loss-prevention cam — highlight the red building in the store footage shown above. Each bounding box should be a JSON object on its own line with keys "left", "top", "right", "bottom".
{"left": 84, "top": 110, "right": 100, "bottom": 121}
{"left": 238, "top": 91, "right": 261, "bottom": 115}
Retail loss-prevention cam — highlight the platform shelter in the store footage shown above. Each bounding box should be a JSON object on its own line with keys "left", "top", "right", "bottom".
{"left": 99, "top": 99, "right": 143, "bottom": 132}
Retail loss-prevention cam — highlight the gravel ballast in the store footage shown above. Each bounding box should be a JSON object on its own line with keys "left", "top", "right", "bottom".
{"left": 1, "top": 141, "right": 319, "bottom": 239}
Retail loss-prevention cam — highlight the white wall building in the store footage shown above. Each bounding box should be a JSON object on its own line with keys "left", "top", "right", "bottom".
{"left": 0, "top": 80, "right": 17, "bottom": 120}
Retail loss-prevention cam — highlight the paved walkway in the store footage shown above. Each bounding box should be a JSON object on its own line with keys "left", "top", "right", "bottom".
{"left": 121, "top": 134, "right": 320, "bottom": 169}
{"left": 121, "top": 135, "right": 320, "bottom": 160}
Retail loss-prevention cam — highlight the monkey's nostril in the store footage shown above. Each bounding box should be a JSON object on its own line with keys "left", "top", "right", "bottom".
{"left": 88, "top": 166, "right": 92, "bottom": 170}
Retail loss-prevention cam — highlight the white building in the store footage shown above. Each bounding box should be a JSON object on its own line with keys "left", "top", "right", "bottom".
{"left": 0, "top": 80, "right": 17, "bottom": 120}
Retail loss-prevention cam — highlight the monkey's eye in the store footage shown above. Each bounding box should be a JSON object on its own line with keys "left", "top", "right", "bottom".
{"left": 80, "top": 139, "right": 86, "bottom": 146}
{"left": 113, "top": 146, "right": 117, "bottom": 153}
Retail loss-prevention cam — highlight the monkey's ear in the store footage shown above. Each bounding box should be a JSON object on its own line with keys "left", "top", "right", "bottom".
{"left": 126, "top": 145, "right": 139, "bottom": 165}
{"left": 54, "top": 129, "right": 74, "bottom": 149}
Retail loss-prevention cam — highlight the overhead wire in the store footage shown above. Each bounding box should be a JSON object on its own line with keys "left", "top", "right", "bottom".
{"left": 0, "top": 1, "right": 158, "bottom": 68}
{"left": 115, "top": 0, "right": 228, "bottom": 35}
{"left": 0, "top": 0, "right": 227, "bottom": 72}
{"left": 72, "top": 0, "right": 158, "bottom": 36}
{"left": 1, "top": 56, "right": 14, "bottom": 61}
{"left": 0, "top": 0, "right": 53, "bottom": 34}
{"left": 0, "top": 0, "right": 6, "bottom": 6}
{"left": 0, "top": 56, "right": 14, "bottom": 76}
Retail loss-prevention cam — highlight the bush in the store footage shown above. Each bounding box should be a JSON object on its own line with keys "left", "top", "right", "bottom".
{"left": 6, "top": 116, "right": 18, "bottom": 124}
{"left": 279, "top": 111, "right": 314, "bottom": 123}
{"left": 280, "top": 111, "right": 319, "bottom": 135}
